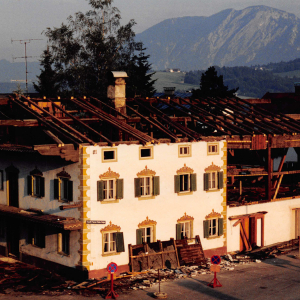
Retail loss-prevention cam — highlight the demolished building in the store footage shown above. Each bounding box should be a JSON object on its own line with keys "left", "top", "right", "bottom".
{"left": 0, "top": 73, "right": 300, "bottom": 279}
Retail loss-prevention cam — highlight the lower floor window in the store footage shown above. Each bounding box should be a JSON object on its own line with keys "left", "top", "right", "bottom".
{"left": 176, "top": 220, "right": 193, "bottom": 240}
{"left": 104, "top": 232, "right": 116, "bottom": 253}
{"left": 102, "top": 231, "right": 125, "bottom": 255}
{"left": 29, "top": 225, "right": 45, "bottom": 248}
{"left": 136, "top": 226, "right": 154, "bottom": 244}
{"left": 209, "top": 218, "right": 217, "bottom": 237}
{"left": 58, "top": 231, "right": 70, "bottom": 255}
{"left": 203, "top": 218, "right": 223, "bottom": 238}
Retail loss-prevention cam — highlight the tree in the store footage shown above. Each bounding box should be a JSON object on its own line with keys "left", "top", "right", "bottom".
{"left": 192, "top": 66, "right": 238, "bottom": 98}
{"left": 43, "top": 0, "right": 139, "bottom": 98}
{"left": 126, "top": 43, "right": 156, "bottom": 98}
{"left": 33, "top": 49, "right": 61, "bottom": 97}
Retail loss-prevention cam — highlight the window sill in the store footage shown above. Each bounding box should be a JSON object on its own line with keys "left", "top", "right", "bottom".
{"left": 57, "top": 251, "right": 70, "bottom": 257}
{"left": 207, "top": 153, "right": 219, "bottom": 156}
{"left": 138, "top": 195, "right": 155, "bottom": 201}
{"left": 100, "top": 199, "right": 120, "bottom": 204}
{"left": 205, "top": 189, "right": 221, "bottom": 193}
{"left": 177, "top": 191, "right": 193, "bottom": 196}
{"left": 206, "top": 235, "right": 222, "bottom": 240}
{"left": 102, "top": 252, "right": 121, "bottom": 257}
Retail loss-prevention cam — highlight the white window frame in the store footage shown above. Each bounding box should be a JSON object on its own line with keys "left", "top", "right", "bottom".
{"left": 208, "top": 171, "right": 218, "bottom": 190}
{"left": 208, "top": 218, "right": 218, "bottom": 237}
{"left": 32, "top": 175, "right": 42, "bottom": 197}
{"left": 179, "top": 221, "right": 191, "bottom": 239}
{"left": 103, "top": 231, "right": 117, "bottom": 254}
{"left": 102, "top": 178, "right": 116, "bottom": 200}
{"left": 140, "top": 176, "right": 153, "bottom": 197}
{"left": 141, "top": 226, "right": 154, "bottom": 243}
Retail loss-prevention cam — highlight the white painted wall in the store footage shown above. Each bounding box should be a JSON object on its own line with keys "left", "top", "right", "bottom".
{"left": 227, "top": 199, "right": 300, "bottom": 252}
{"left": 85, "top": 141, "right": 226, "bottom": 271}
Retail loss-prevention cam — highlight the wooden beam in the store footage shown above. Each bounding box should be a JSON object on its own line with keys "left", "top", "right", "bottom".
{"left": 272, "top": 174, "right": 284, "bottom": 200}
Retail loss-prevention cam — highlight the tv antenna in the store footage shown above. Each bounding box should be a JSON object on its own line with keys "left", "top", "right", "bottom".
{"left": 11, "top": 38, "right": 43, "bottom": 95}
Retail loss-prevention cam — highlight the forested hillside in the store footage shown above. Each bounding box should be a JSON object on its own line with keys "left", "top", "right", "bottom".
{"left": 184, "top": 62, "right": 300, "bottom": 98}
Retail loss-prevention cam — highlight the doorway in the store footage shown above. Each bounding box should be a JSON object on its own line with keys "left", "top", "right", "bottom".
{"left": 6, "top": 219, "right": 20, "bottom": 257}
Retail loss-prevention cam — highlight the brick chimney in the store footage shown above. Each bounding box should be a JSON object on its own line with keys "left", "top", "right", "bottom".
{"left": 107, "top": 71, "right": 128, "bottom": 115}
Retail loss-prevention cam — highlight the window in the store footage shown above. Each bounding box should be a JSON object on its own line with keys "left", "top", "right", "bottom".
{"left": 176, "top": 222, "right": 191, "bottom": 239}
{"left": 98, "top": 178, "right": 123, "bottom": 201}
{"left": 58, "top": 231, "right": 70, "bottom": 255}
{"left": 139, "top": 146, "right": 153, "bottom": 160}
{"left": 135, "top": 167, "right": 159, "bottom": 199}
{"left": 101, "top": 222, "right": 125, "bottom": 255}
{"left": 0, "top": 170, "right": 3, "bottom": 191}
{"left": 29, "top": 225, "right": 45, "bottom": 248}
{"left": 104, "top": 232, "right": 117, "bottom": 253}
{"left": 136, "top": 217, "right": 157, "bottom": 245}
{"left": 204, "top": 171, "right": 223, "bottom": 191}
{"left": 27, "top": 169, "right": 45, "bottom": 198}
{"left": 174, "top": 173, "right": 197, "bottom": 193}
{"left": 102, "top": 148, "right": 117, "bottom": 162}
{"left": 203, "top": 218, "right": 223, "bottom": 238}
{"left": 136, "top": 226, "right": 154, "bottom": 244}
{"left": 176, "top": 213, "right": 194, "bottom": 240}
{"left": 135, "top": 176, "right": 159, "bottom": 198}
{"left": 54, "top": 171, "right": 73, "bottom": 202}
{"left": 208, "top": 143, "right": 219, "bottom": 155}
{"left": 178, "top": 145, "right": 191, "bottom": 157}
{"left": 28, "top": 175, "right": 45, "bottom": 198}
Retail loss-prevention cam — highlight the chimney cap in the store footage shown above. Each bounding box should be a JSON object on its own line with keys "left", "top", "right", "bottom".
{"left": 111, "top": 71, "right": 128, "bottom": 78}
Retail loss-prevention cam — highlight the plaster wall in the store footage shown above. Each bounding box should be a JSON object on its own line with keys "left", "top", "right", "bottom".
{"left": 0, "top": 152, "right": 81, "bottom": 267}
{"left": 227, "top": 198, "right": 300, "bottom": 252}
{"left": 0, "top": 152, "right": 80, "bottom": 219}
{"left": 84, "top": 141, "right": 226, "bottom": 271}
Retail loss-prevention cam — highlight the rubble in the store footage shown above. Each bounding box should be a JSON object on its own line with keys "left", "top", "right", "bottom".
{"left": 1, "top": 240, "right": 299, "bottom": 297}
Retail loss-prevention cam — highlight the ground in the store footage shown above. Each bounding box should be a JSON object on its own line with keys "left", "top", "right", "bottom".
{"left": 1, "top": 251, "right": 300, "bottom": 299}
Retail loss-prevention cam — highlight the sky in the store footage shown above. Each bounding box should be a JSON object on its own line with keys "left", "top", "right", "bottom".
{"left": 0, "top": 0, "right": 300, "bottom": 62}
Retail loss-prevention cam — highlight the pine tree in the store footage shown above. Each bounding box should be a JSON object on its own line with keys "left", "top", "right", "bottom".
{"left": 33, "top": 49, "right": 60, "bottom": 97}
{"left": 193, "top": 66, "right": 238, "bottom": 98}
{"left": 127, "top": 43, "right": 156, "bottom": 98}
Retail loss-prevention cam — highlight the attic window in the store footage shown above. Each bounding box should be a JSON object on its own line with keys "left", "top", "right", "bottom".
{"left": 140, "top": 146, "right": 153, "bottom": 160}
{"left": 178, "top": 145, "right": 191, "bottom": 157}
{"left": 208, "top": 143, "right": 219, "bottom": 155}
{"left": 102, "top": 148, "right": 117, "bottom": 162}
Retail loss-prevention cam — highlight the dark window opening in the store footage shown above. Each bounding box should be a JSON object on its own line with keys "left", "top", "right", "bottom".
{"left": 141, "top": 148, "right": 151, "bottom": 157}
{"left": 104, "top": 150, "right": 115, "bottom": 160}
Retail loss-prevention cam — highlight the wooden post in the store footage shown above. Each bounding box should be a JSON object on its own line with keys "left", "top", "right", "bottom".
{"left": 128, "top": 244, "right": 133, "bottom": 272}
{"left": 171, "top": 238, "right": 180, "bottom": 268}
{"left": 267, "top": 135, "right": 272, "bottom": 201}
{"left": 239, "top": 180, "right": 242, "bottom": 196}
{"left": 273, "top": 174, "right": 284, "bottom": 200}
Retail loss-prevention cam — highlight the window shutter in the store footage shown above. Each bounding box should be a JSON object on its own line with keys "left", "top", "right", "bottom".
{"left": 97, "top": 181, "right": 104, "bottom": 201}
{"left": 190, "top": 221, "right": 194, "bottom": 239}
{"left": 54, "top": 179, "right": 59, "bottom": 199}
{"left": 203, "top": 220, "right": 210, "bottom": 238}
{"left": 218, "top": 171, "right": 224, "bottom": 189}
{"left": 67, "top": 180, "right": 73, "bottom": 201}
{"left": 174, "top": 175, "right": 180, "bottom": 193}
{"left": 136, "top": 229, "right": 143, "bottom": 245}
{"left": 176, "top": 223, "right": 181, "bottom": 240}
{"left": 27, "top": 176, "right": 32, "bottom": 196}
{"left": 153, "top": 176, "right": 160, "bottom": 196}
{"left": 116, "top": 179, "right": 124, "bottom": 199}
{"left": 39, "top": 177, "right": 45, "bottom": 198}
{"left": 134, "top": 178, "right": 142, "bottom": 197}
{"left": 204, "top": 173, "right": 209, "bottom": 191}
{"left": 116, "top": 232, "right": 125, "bottom": 252}
{"left": 190, "top": 173, "right": 197, "bottom": 191}
{"left": 218, "top": 218, "right": 224, "bottom": 236}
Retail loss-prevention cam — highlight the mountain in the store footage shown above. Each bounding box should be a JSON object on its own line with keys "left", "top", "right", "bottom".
{"left": 135, "top": 6, "right": 300, "bottom": 71}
